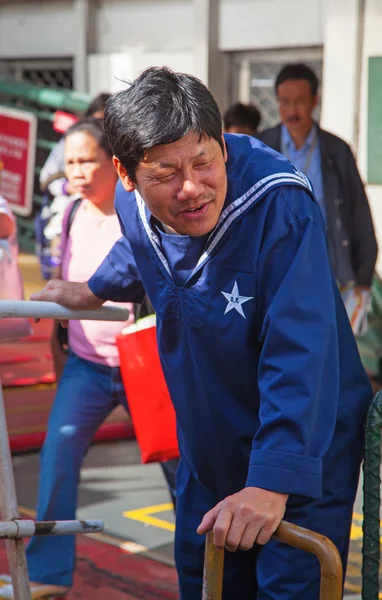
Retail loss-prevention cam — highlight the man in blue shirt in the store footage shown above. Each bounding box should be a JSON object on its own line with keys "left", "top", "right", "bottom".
{"left": 32, "top": 67, "right": 372, "bottom": 599}
{"left": 280, "top": 121, "right": 325, "bottom": 221}
{"left": 258, "top": 63, "right": 377, "bottom": 298}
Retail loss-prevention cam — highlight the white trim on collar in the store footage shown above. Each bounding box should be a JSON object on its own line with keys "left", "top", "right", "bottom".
{"left": 136, "top": 190, "right": 172, "bottom": 276}
{"left": 135, "top": 171, "right": 311, "bottom": 283}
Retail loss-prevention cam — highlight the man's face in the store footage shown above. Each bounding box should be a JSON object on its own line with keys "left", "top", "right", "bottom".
{"left": 114, "top": 131, "right": 228, "bottom": 237}
{"left": 276, "top": 79, "right": 317, "bottom": 136}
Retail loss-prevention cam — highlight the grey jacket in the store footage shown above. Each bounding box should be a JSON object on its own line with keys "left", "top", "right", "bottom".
{"left": 257, "top": 124, "right": 378, "bottom": 287}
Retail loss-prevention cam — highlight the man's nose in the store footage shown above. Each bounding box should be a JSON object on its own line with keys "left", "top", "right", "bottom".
{"left": 177, "top": 175, "right": 204, "bottom": 201}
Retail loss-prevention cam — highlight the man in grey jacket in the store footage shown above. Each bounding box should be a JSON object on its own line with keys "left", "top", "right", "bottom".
{"left": 257, "top": 63, "right": 377, "bottom": 299}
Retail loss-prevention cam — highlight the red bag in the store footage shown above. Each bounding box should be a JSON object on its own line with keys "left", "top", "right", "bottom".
{"left": 53, "top": 110, "right": 79, "bottom": 133}
{"left": 116, "top": 315, "right": 179, "bottom": 463}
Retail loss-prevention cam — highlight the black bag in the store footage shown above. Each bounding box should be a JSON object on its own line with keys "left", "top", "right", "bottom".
{"left": 56, "top": 198, "right": 82, "bottom": 351}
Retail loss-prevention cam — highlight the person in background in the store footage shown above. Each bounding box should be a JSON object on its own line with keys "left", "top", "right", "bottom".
{"left": 0, "top": 118, "right": 177, "bottom": 600}
{"left": 223, "top": 101, "right": 261, "bottom": 135}
{"left": 39, "top": 92, "right": 112, "bottom": 198}
{"left": 36, "top": 93, "right": 113, "bottom": 281}
{"left": 257, "top": 63, "right": 378, "bottom": 335}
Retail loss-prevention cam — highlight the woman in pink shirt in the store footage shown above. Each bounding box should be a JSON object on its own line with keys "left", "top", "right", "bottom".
{"left": 6, "top": 118, "right": 177, "bottom": 600}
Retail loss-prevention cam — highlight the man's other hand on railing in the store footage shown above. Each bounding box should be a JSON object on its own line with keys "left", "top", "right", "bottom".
{"left": 30, "top": 280, "right": 104, "bottom": 311}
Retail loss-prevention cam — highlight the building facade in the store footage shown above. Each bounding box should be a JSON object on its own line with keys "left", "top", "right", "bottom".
{"left": 0, "top": 0, "right": 381, "bottom": 271}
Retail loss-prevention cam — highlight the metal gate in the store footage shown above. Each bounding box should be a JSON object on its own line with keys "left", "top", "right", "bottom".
{"left": 228, "top": 46, "right": 323, "bottom": 130}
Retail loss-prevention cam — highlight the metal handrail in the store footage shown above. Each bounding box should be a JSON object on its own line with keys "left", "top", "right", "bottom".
{"left": 0, "top": 519, "right": 103, "bottom": 538}
{"left": 0, "top": 301, "right": 129, "bottom": 600}
{"left": 203, "top": 520, "right": 343, "bottom": 600}
{"left": 0, "top": 300, "right": 130, "bottom": 322}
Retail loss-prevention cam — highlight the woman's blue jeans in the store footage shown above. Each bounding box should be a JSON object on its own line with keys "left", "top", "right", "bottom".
{"left": 26, "top": 351, "right": 178, "bottom": 587}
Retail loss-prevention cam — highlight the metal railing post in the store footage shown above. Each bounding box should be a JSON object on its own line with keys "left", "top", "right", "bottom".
{"left": 362, "top": 391, "right": 382, "bottom": 599}
{"left": 0, "top": 380, "right": 32, "bottom": 600}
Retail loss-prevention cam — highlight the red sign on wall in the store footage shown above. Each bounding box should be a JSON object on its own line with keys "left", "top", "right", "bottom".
{"left": 0, "top": 106, "right": 37, "bottom": 217}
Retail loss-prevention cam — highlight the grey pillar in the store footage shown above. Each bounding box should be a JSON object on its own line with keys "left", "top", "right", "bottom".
{"left": 193, "top": 0, "right": 227, "bottom": 111}
{"left": 73, "top": 0, "right": 90, "bottom": 93}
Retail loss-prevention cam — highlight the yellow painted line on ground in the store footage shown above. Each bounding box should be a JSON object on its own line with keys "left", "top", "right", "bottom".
{"left": 123, "top": 506, "right": 379, "bottom": 539}
{"left": 19, "top": 506, "right": 35, "bottom": 519}
{"left": 351, "top": 512, "right": 363, "bottom": 541}
{"left": 124, "top": 503, "right": 175, "bottom": 533}
{"left": 344, "top": 582, "right": 361, "bottom": 593}
{"left": 350, "top": 511, "right": 382, "bottom": 543}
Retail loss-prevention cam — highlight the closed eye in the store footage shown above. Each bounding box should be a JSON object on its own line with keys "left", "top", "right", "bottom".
{"left": 157, "top": 173, "right": 176, "bottom": 182}
{"left": 194, "top": 158, "right": 213, "bottom": 169}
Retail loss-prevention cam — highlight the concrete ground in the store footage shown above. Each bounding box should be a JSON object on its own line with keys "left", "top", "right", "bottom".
{"left": 11, "top": 438, "right": 379, "bottom": 599}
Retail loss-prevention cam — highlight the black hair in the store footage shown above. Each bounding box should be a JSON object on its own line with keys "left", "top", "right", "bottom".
{"left": 223, "top": 102, "right": 261, "bottom": 132}
{"left": 104, "top": 66, "right": 224, "bottom": 181}
{"left": 64, "top": 117, "right": 113, "bottom": 158}
{"left": 275, "top": 63, "right": 319, "bottom": 96}
{"left": 84, "top": 92, "right": 112, "bottom": 117}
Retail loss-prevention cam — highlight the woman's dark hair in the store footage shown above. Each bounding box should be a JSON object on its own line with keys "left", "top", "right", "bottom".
{"left": 275, "top": 63, "right": 319, "bottom": 96}
{"left": 223, "top": 102, "right": 261, "bottom": 132}
{"left": 104, "top": 66, "right": 224, "bottom": 181}
{"left": 64, "top": 117, "right": 113, "bottom": 158}
{"left": 84, "top": 92, "right": 111, "bottom": 117}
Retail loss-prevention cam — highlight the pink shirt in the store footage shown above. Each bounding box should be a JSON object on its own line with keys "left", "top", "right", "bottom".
{"left": 61, "top": 199, "right": 133, "bottom": 366}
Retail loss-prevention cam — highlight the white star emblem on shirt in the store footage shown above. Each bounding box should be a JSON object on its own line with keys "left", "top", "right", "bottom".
{"left": 221, "top": 281, "right": 253, "bottom": 319}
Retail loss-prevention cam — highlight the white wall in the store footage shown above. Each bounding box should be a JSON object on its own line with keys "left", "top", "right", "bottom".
{"left": 358, "top": 0, "right": 382, "bottom": 275}
{"left": 88, "top": 50, "right": 194, "bottom": 96}
{"left": 0, "top": 1, "right": 76, "bottom": 58}
{"left": 92, "top": 0, "right": 324, "bottom": 55}
{"left": 320, "top": 0, "right": 359, "bottom": 146}
{"left": 220, "top": 0, "right": 324, "bottom": 51}
{"left": 0, "top": 0, "right": 324, "bottom": 63}
{"left": 93, "top": 0, "right": 194, "bottom": 54}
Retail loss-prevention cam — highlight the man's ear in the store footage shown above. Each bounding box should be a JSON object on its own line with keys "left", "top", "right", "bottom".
{"left": 221, "top": 133, "right": 228, "bottom": 163}
{"left": 113, "top": 156, "right": 136, "bottom": 192}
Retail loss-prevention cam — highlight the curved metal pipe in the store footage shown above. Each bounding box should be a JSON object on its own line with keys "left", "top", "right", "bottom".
{"left": 203, "top": 520, "right": 343, "bottom": 600}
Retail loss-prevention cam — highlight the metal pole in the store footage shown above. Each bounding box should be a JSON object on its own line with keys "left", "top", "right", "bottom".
{"left": 362, "top": 391, "right": 382, "bottom": 600}
{"left": 0, "top": 519, "right": 103, "bottom": 539}
{"left": 0, "top": 300, "right": 130, "bottom": 322}
{"left": 0, "top": 381, "right": 32, "bottom": 600}
{"left": 274, "top": 521, "right": 343, "bottom": 600}
{"left": 202, "top": 531, "right": 224, "bottom": 600}
{"left": 202, "top": 520, "right": 343, "bottom": 600}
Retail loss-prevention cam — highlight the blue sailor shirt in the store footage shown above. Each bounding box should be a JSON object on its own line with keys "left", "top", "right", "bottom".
{"left": 89, "top": 134, "right": 371, "bottom": 502}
